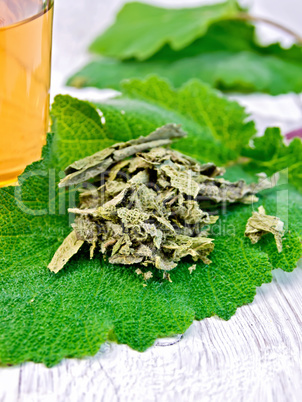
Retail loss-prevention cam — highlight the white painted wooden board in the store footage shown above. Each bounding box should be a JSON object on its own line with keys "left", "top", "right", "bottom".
{"left": 1, "top": 1, "right": 302, "bottom": 401}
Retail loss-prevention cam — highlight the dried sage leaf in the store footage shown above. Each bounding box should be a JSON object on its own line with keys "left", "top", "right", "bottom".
{"left": 59, "top": 124, "right": 186, "bottom": 187}
{"left": 48, "top": 231, "right": 84, "bottom": 273}
{"left": 245, "top": 206, "right": 284, "bottom": 252}
{"left": 50, "top": 124, "right": 274, "bottom": 274}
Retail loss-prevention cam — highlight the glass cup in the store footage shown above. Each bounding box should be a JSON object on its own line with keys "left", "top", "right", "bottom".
{"left": 0, "top": 0, "right": 54, "bottom": 187}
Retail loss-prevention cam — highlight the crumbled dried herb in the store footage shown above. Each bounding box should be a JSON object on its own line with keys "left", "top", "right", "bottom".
{"left": 245, "top": 206, "right": 284, "bottom": 252}
{"left": 49, "top": 124, "right": 271, "bottom": 274}
{"left": 188, "top": 264, "right": 196, "bottom": 274}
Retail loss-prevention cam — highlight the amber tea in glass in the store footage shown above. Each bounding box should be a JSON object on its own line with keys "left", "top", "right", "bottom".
{"left": 0, "top": 0, "right": 54, "bottom": 186}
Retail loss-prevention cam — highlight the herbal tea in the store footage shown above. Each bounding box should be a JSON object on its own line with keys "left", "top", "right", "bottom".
{"left": 0, "top": 0, "right": 53, "bottom": 186}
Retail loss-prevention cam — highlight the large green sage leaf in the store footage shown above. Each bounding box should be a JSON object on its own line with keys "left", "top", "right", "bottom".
{"left": 0, "top": 84, "right": 301, "bottom": 367}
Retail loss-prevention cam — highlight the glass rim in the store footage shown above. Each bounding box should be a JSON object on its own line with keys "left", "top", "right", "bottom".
{"left": 0, "top": 0, "right": 54, "bottom": 32}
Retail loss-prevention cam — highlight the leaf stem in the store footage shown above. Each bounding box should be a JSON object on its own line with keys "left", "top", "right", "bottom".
{"left": 237, "top": 12, "right": 302, "bottom": 44}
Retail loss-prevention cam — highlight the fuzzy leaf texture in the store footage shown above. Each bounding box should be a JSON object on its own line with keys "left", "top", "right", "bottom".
{"left": 1, "top": 82, "right": 302, "bottom": 367}
{"left": 69, "top": 9, "right": 302, "bottom": 95}
{"left": 94, "top": 76, "right": 256, "bottom": 165}
{"left": 243, "top": 127, "right": 302, "bottom": 192}
{"left": 53, "top": 76, "right": 256, "bottom": 167}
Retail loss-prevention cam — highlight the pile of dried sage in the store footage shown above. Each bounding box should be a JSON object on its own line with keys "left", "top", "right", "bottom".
{"left": 49, "top": 124, "right": 275, "bottom": 274}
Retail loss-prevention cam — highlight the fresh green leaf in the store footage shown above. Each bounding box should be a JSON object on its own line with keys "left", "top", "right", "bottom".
{"left": 69, "top": 19, "right": 302, "bottom": 95}
{"left": 58, "top": 76, "right": 256, "bottom": 166}
{"left": 1, "top": 89, "right": 301, "bottom": 367}
{"left": 242, "top": 127, "right": 302, "bottom": 192}
{"left": 50, "top": 95, "right": 117, "bottom": 170}
{"left": 148, "top": 20, "right": 302, "bottom": 65}
{"left": 98, "top": 76, "right": 256, "bottom": 164}
{"left": 68, "top": 51, "right": 302, "bottom": 95}
{"left": 89, "top": 1, "right": 241, "bottom": 60}
{"left": 70, "top": 7, "right": 302, "bottom": 96}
